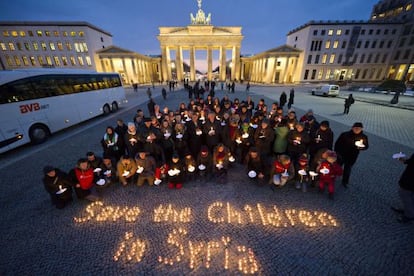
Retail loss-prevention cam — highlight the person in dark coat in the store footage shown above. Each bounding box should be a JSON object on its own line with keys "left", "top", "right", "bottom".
{"left": 244, "top": 147, "right": 266, "bottom": 185}
{"left": 147, "top": 98, "right": 156, "bottom": 117}
{"left": 309, "top": 120, "right": 334, "bottom": 161}
{"left": 203, "top": 112, "right": 222, "bottom": 153}
{"left": 43, "top": 166, "right": 73, "bottom": 209}
{"left": 279, "top": 91, "right": 287, "bottom": 108}
{"left": 344, "top": 94, "right": 355, "bottom": 114}
{"left": 334, "top": 122, "right": 369, "bottom": 188}
{"left": 287, "top": 88, "right": 295, "bottom": 109}
{"left": 391, "top": 153, "right": 414, "bottom": 223}
{"left": 186, "top": 112, "right": 203, "bottom": 159}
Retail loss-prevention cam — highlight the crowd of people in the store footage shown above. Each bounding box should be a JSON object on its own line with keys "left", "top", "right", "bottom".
{"left": 43, "top": 88, "right": 372, "bottom": 211}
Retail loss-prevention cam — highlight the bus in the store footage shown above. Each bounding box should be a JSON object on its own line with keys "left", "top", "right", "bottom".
{"left": 0, "top": 69, "right": 127, "bottom": 154}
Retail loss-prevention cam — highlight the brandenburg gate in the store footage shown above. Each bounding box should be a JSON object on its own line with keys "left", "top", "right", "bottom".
{"left": 157, "top": 0, "right": 243, "bottom": 82}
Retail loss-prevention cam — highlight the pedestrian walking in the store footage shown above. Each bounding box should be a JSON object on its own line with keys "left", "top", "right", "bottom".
{"left": 344, "top": 94, "right": 355, "bottom": 114}
{"left": 280, "top": 91, "right": 287, "bottom": 108}
{"left": 287, "top": 88, "right": 295, "bottom": 109}
{"left": 146, "top": 88, "right": 152, "bottom": 99}
{"left": 334, "top": 122, "right": 369, "bottom": 188}
{"left": 162, "top": 87, "right": 167, "bottom": 100}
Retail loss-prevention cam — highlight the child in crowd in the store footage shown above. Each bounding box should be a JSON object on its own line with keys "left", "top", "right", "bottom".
{"left": 167, "top": 153, "right": 185, "bottom": 189}
{"left": 269, "top": 154, "right": 295, "bottom": 187}
{"left": 317, "top": 150, "right": 343, "bottom": 199}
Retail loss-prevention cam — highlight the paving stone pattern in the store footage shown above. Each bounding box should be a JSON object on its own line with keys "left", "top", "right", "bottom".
{"left": 0, "top": 85, "right": 413, "bottom": 275}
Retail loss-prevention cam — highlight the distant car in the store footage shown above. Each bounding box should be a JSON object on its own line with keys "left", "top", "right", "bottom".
{"left": 311, "top": 84, "right": 340, "bottom": 97}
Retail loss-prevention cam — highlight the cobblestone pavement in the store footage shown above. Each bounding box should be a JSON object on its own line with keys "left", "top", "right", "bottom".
{"left": 0, "top": 85, "right": 413, "bottom": 275}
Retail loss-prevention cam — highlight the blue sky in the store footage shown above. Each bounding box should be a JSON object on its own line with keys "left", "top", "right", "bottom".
{"left": 1, "top": 0, "right": 379, "bottom": 65}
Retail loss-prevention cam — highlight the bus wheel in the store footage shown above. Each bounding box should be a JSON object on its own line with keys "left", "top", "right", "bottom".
{"left": 103, "top": 104, "right": 111, "bottom": 115}
{"left": 111, "top": 102, "right": 118, "bottom": 112}
{"left": 29, "top": 124, "right": 50, "bottom": 144}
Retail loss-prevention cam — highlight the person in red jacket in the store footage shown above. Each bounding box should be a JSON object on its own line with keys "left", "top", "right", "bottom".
{"left": 69, "top": 158, "right": 99, "bottom": 201}
{"left": 317, "top": 150, "right": 343, "bottom": 199}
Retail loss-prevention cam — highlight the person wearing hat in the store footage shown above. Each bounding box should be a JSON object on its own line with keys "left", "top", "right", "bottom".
{"left": 317, "top": 150, "right": 343, "bottom": 199}
{"left": 197, "top": 145, "right": 213, "bottom": 180}
{"left": 334, "top": 122, "right": 369, "bottom": 188}
{"left": 43, "top": 166, "right": 73, "bottom": 209}
{"left": 124, "top": 122, "right": 141, "bottom": 159}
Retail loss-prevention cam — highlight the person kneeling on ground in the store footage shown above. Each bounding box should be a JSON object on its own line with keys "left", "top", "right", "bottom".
{"left": 43, "top": 166, "right": 73, "bottom": 209}
{"left": 269, "top": 154, "right": 295, "bottom": 187}
{"left": 69, "top": 158, "right": 100, "bottom": 202}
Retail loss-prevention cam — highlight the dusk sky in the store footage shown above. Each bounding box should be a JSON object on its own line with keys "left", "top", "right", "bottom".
{"left": 1, "top": 0, "right": 379, "bottom": 69}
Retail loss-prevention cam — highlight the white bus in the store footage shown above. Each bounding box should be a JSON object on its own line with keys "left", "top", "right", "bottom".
{"left": 0, "top": 69, "right": 127, "bottom": 153}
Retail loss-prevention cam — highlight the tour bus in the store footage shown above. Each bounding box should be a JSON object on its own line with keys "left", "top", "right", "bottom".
{"left": 0, "top": 69, "right": 127, "bottom": 154}
{"left": 311, "top": 84, "right": 340, "bottom": 97}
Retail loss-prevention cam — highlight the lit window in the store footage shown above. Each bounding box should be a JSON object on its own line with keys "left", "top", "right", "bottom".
{"left": 45, "top": 31, "right": 51, "bottom": 37}
{"left": 32, "top": 42, "right": 39, "bottom": 51}
{"left": 317, "top": 69, "right": 323, "bottom": 80}
{"left": 14, "top": 56, "right": 21, "bottom": 66}
{"left": 11, "top": 31, "right": 18, "bottom": 37}
{"left": 85, "top": 56, "right": 92, "bottom": 66}
{"left": 54, "top": 31, "right": 59, "bottom": 37}
{"left": 74, "top": 42, "right": 80, "bottom": 53}
{"left": 325, "top": 40, "right": 331, "bottom": 49}
{"left": 66, "top": 42, "right": 72, "bottom": 50}
{"left": 22, "top": 56, "right": 29, "bottom": 66}
{"left": 3, "top": 31, "right": 10, "bottom": 37}
{"left": 24, "top": 42, "right": 30, "bottom": 50}
{"left": 6, "top": 56, "right": 13, "bottom": 66}
{"left": 328, "top": 29, "right": 333, "bottom": 36}
{"left": 38, "top": 56, "right": 44, "bottom": 65}
{"left": 329, "top": 54, "right": 335, "bottom": 64}
{"left": 49, "top": 42, "right": 56, "bottom": 51}
{"left": 325, "top": 69, "right": 331, "bottom": 80}
{"left": 62, "top": 56, "right": 68, "bottom": 66}
{"left": 37, "top": 30, "right": 43, "bottom": 36}
{"left": 336, "top": 29, "right": 342, "bottom": 35}
{"left": 28, "top": 31, "right": 34, "bottom": 36}
{"left": 70, "top": 56, "right": 76, "bottom": 65}
{"left": 79, "top": 31, "right": 84, "bottom": 37}
{"left": 77, "top": 56, "right": 84, "bottom": 65}
{"left": 57, "top": 42, "right": 63, "bottom": 50}
{"left": 30, "top": 56, "right": 36, "bottom": 65}
{"left": 53, "top": 56, "right": 60, "bottom": 66}
{"left": 70, "top": 31, "right": 76, "bottom": 37}
{"left": 63, "top": 31, "right": 68, "bottom": 37}
{"left": 46, "top": 56, "right": 52, "bottom": 65}
{"left": 82, "top": 42, "right": 88, "bottom": 52}
{"left": 322, "top": 54, "right": 327, "bottom": 64}
{"left": 333, "top": 40, "right": 339, "bottom": 49}
{"left": 407, "top": 4, "right": 412, "bottom": 11}
{"left": 0, "top": 43, "right": 6, "bottom": 50}
{"left": 8, "top": 42, "right": 15, "bottom": 51}
{"left": 41, "top": 42, "right": 47, "bottom": 51}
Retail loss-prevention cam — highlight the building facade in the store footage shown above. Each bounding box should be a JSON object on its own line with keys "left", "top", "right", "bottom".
{"left": 0, "top": 21, "right": 113, "bottom": 70}
{"left": 286, "top": 0, "right": 414, "bottom": 84}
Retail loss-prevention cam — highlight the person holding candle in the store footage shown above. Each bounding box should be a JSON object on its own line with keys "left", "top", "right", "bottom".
{"left": 135, "top": 151, "right": 157, "bottom": 187}
{"left": 203, "top": 111, "right": 221, "bottom": 153}
{"left": 287, "top": 123, "right": 311, "bottom": 169}
{"left": 269, "top": 154, "right": 295, "bottom": 187}
{"left": 317, "top": 151, "right": 343, "bottom": 199}
{"left": 296, "top": 154, "right": 310, "bottom": 192}
{"left": 167, "top": 153, "right": 185, "bottom": 189}
{"left": 253, "top": 118, "right": 275, "bottom": 161}
{"left": 334, "top": 122, "right": 369, "bottom": 188}
{"left": 309, "top": 120, "right": 334, "bottom": 163}
{"left": 197, "top": 146, "right": 213, "bottom": 181}
{"left": 213, "top": 143, "right": 230, "bottom": 184}
{"left": 117, "top": 155, "right": 137, "bottom": 186}
{"left": 43, "top": 166, "right": 73, "bottom": 209}
{"left": 69, "top": 158, "right": 99, "bottom": 201}
{"left": 184, "top": 152, "right": 197, "bottom": 182}
{"left": 245, "top": 147, "right": 266, "bottom": 186}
